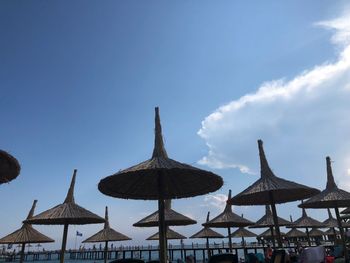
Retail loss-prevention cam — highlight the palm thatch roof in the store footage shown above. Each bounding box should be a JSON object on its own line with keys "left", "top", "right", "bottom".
{"left": 285, "top": 228, "right": 306, "bottom": 238}
{"left": 301, "top": 157, "right": 350, "bottom": 209}
{"left": 258, "top": 229, "right": 286, "bottom": 238}
{"left": 203, "top": 190, "right": 254, "bottom": 228}
{"left": 25, "top": 170, "right": 105, "bottom": 225}
{"left": 83, "top": 207, "right": 131, "bottom": 243}
{"left": 229, "top": 227, "right": 256, "bottom": 238}
{"left": 133, "top": 200, "right": 196, "bottom": 227}
{"left": 249, "top": 205, "right": 291, "bottom": 228}
{"left": 98, "top": 107, "right": 223, "bottom": 200}
{"left": 190, "top": 212, "right": 224, "bottom": 239}
{"left": 0, "top": 200, "right": 54, "bottom": 244}
{"left": 323, "top": 208, "right": 341, "bottom": 228}
{"left": 287, "top": 208, "right": 323, "bottom": 228}
{"left": 229, "top": 140, "right": 320, "bottom": 206}
{"left": 308, "top": 228, "right": 324, "bottom": 237}
{"left": 146, "top": 228, "right": 186, "bottom": 240}
{"left": 324, "top": 228, "right": 340, "bottom": 236}
{"left": 0, "top": 149, "right": 20, "bottom": 184}
{"left": 341, "top": 207, "right": 350, "bottom": 215}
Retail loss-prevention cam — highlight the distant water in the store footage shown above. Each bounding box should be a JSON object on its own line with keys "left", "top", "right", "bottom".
{"left": 1, "top": 248, "right": 265, "bottom": 263}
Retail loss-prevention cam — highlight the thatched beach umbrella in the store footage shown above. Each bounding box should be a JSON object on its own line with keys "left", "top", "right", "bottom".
{"left": 300, "top": 157, "right": 350, "bottom": 262}
{"left": 285, "top": 228, "right": 306, "bottom": 240}
{"left": 203, "top": 190, "right": 254, "bottom": 252}
{"left": 191, "top": 212, "right": 224, "bottom": 258}
{"left": 83, "top": 206, "right": 131, "bottom": 263}
{"left": 0, "top": 149, "right": 20, "bottom": 184}
{"left": 133, "top": 199, "right": 196, "bottom": 227}
{"left": 25, "top": 170, "right": 105, "bottom": 263}
{"left": 229, "top": 140, "right": 319, "bottom": 247}
{"left": 258, "top": 228, "right": 286, "bottom": 243}
{"left": 249, "top": 205, "right": 291, "bottom": 248}
{"left": 325, "top": 228, "right": 340, "bottom": 241}
{"left": 287, "top": 206, "right": 323, "bottom": 246}
{"left": 309, "top": 228, "right": 324, "bottom": 238}
{"left": 341, "top": 207, "right": 350, "bottom": 215}
{"left": 229, "top": 227, "right": 256, "bottom": 248}
{"left": 0, "top": 200, "right": 54, "bottom": 263}
{"left": 98, "top": 107, "right": 223, "bottom": 263}
{"left": 146, "top": 227, "right": 186, "bottom": 240}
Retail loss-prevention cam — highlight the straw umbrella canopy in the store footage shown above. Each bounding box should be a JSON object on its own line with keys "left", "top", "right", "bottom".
{"left": 133, "top": 199, "right": 196, "bottom": 227}
{"left": 190, "top": 212, "right": 224, "bottom": 258}
{"left": 325, "top": 228, "right": 340, "bottom": 241}
{"left": 229, "top": 140, "right": 320, "bottom": 247}
{"left": 258, "top": 228, "right": 286, "bottom": 244}
{"left": 249, "top": 205, "right": 291, "bottom": 248}
{"left": 0, "top": 149, "right": 20, "bottom": 184}
{"left": 300, "top": 157, "right": 350, "bottom": 262}
{"left": 309, "top": 228, "right": 324, "bottom": 238}
{"left": 83, "top": 206, "right": 131, "bottom": 263}
{"left": 287, "top": 206, "right": 323, "bottom": 246}
{"left": 146, "top": 227, "right": 186, "bottom": 240}
{"left": 341, "top": 208, "right": 350, "bottom": 215}
{"left": 285, "top": 228, "right": 307, "bottom": 239}
{"left": 0, "top": 200, "right": 54, "bottom": 263}
{"left": 98, "top": 107, "right": 223, "bottom": 263}
{"left": 203, "top": 190, "right": 254, "bottom": 252}
{"left": 229, "top": 227, "right": 256, "bottom": 248}
{"left": 25, "top": 170, "right": 105, "bottom": 263}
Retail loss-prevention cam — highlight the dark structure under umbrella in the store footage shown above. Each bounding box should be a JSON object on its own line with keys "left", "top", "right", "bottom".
{"left": 229, "top": 227, "right": 256, "bottom": 248}
{"left": 146, "top": 227, "right": 186, "bottom": 240}
{"left": 133, "top": 199, "right": 196, "bottom": 227}
{"left": 249, "top": 205, "right": 291, "bottom": 248}
{"left": 0, "top": 149, "right": 20, "bottom": 184}
{"left": 286, "top": 206, "right": 323, "bottom": 246}
{"left": 83, "top": 206, "right": 131, "bottom": 263}
{"left": 300, "top": 157, "right": 350, "bottom": 262}
{"left": 229, "top": 140, "right": 319, "bottom": 247}
{"left": 203, "top": 190, "right": 254, "bottom": 252}
{"left": 98, "top": 107, "right": 223, "bottom": 263}
{"left": 25, "top": 170, "right": 105, "bottom": 263}
{"left": 325, "top": 228, "right": 340, "bottom": 242}
{"left": 0, "top": 200, "right": 54, "bottom": 263}
{"left": 190, "top": 212, "right": 224, "bottom": 259}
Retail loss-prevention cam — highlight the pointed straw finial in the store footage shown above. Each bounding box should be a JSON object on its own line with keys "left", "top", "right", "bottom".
{"left": 64, "top": 169, "right": 77, "bottom": 204}
{"left": 152, "top": 107, "right": 168, "bottom": 158}
{"left": 165, "top": 200, "right": 171, "bottom": 210}
{"left": 258, "top": 140, "right": 275, "bottom": 178}
{"left": 241, "top": 214, "right": 244, "bottom": 218}
{"left": 104, "top": 206, "right": 110, "bottom": 229}
{"left": 206, "top": 211, "right": 210, "bottom": 223}
{"left": 290, "top": 215, "right": 293, "bottom": 223}
{"left": 26, "top": 200, "right": 38, "bottom": 220}
{"left": 224, "top": 190, "right": 232, "bottom": 212}
{"left": 327, "top": 208, "right": 333, "bottom": 219}
{"left": 326, "top": 157, "right": 337, "bottom": 189}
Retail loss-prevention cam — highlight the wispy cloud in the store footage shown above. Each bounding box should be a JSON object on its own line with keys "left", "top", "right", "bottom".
{"left": 202, "top": 194, "right": 228, "bottom": 211}
{"left": 198, "top": 10, "right": 350, "bottom": 189}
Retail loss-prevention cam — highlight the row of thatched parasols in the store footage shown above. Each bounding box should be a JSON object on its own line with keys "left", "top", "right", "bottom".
{"left": 3, "top": 107, "right": 350, "bottom": 263}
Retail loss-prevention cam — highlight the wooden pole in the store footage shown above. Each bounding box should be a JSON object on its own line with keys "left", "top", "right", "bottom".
{"left": 19, "top": 243, "right": 25, "bottom": 263}
{"left": 60, "top": 224, "right": 69, "bottom": 263}
{"left": 269, "top": 226, "right": 276, "bottom": 248}
{"left": 227, "top": 227, "right": 233, "bottom": 252}
{"left": 158, "top": 176, "right": 167, "bottom": 263}
{"left": 335, "top": 207, "right": 349, "bottom": 263}
{"left": 305, "top": 228, "right": 311, "bottom": 246}
{"left": 206, "top": 237, "right": 210, "bottom": 259}
{"left": 104, "top": 241, "right": 108, "bottom": 263}
{"left": 269, "top": 192, "right": 282, "bottom": 247}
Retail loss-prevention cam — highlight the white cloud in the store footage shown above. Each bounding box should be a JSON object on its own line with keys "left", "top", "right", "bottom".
{"left": 203, "top": 194, "right": 228, "bottom": 211}
{"left": 198, "top": 11, "right": 350, "bottom": 190}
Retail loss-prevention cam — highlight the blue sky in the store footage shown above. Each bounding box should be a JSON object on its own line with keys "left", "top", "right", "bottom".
{"left": 1, "top": 0, "right": 350, "bottom": 250}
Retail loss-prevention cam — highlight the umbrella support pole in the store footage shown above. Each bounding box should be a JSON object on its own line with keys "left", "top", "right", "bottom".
{"left": 206, "top": 237, "right": 210, "bottom": 260}
{"left": 269, "top": 227, "right": 276, "bottom": 249}
{"left": 104, "top": 241, "right": 108, "bottom": 263}
{"left": 227, "top": 227, "right": 233, "bottom": 252}
{"left": 60, "top": 224, "right": 69, "bottom": 263}
{"left": 305, "top": 228, "right": 311, "bottom": 246}
{"left": 157, "top": 170, "right": 167, "bottom": 263}
{"left": 19, "top": 243, "right": 25, "bottom": 263}
{"left": 269, "top": 193, "right": 282, "bottom": 247}
{"left": 335, "top": 207, "right": 349, "bottom": 263}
